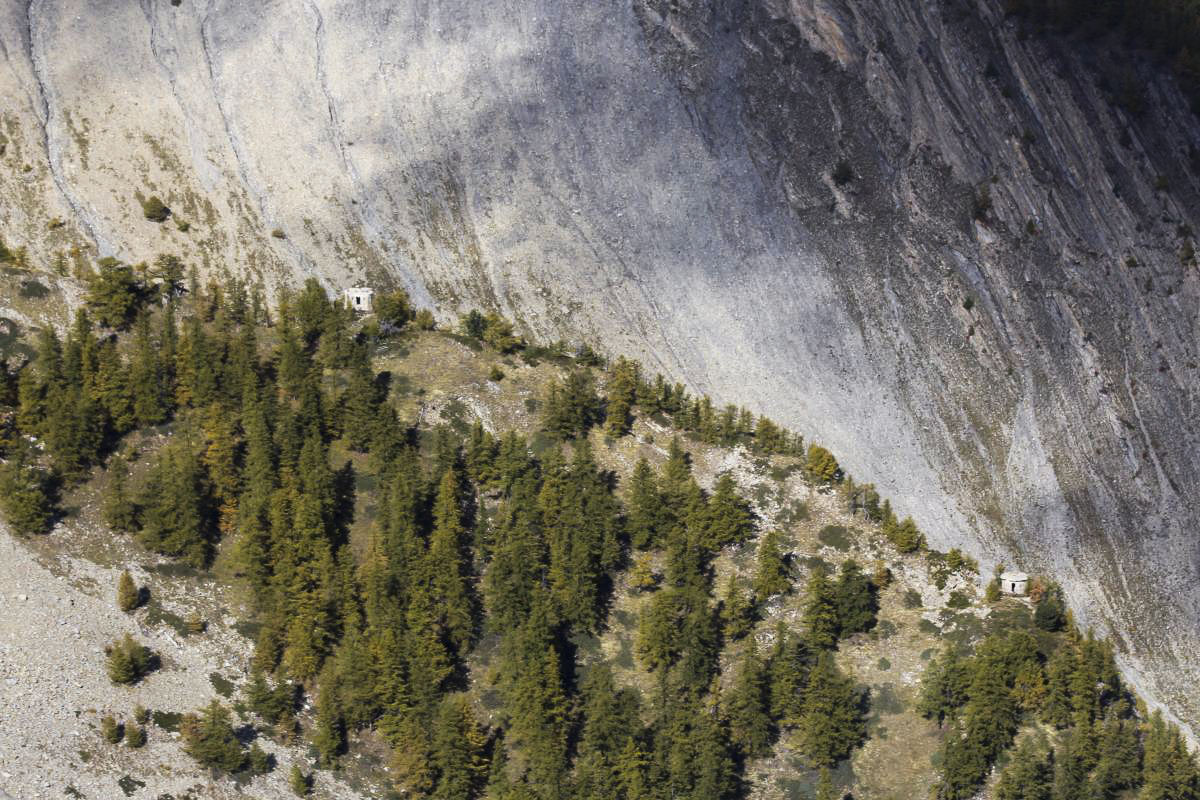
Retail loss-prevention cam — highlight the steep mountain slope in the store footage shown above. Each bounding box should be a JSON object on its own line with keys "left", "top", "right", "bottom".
{"left": 1, "top": 0, "right": 1198, "bottom": 734}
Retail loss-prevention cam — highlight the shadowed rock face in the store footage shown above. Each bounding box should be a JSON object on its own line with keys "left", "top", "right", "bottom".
{"left": 2, "top": 0, "right": 1199, "bottom": 730}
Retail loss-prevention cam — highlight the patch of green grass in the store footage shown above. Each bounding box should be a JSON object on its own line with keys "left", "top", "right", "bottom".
{"left": 117, "top": 775, "right": 145, "bottom": 797}
{"left": 903, "top": 589, "right": 923, "bottom": 609}
{"left": 918, "top": 619, "right": 940, "bottom": 636}
{"left": 778, "top": 499, "right": 809, "bottom": 524}
{"left": 876, "top": 657, "right": 892, "bottom": 671}
{"left": 769, "top": 462, "right": 802, "bottom": 483}
{"left": 152, "top": 710, "right": 182, "bottom": 732}
{"left": 148, "top": 560, "right": 201, "bottom": 579}
{"left": 947, "top": 591, "right": 970, "bottom": 609}
{"left": 77, "top": 749, "right": 92, "bottom": 763}
{"left": 234, "top": 619, "right": 261, "bottom": 641}
{"left": 445, "top": 332, "right": 483, "bottom": 352}
{"left": 440, "top": 398, "right": 472, "bottom": 435}
{"left": 920, "top": 648, "right": 936, "bottom": 660}
{"left": 144, "top": 600, "right": 191, "bottom": 637}
{"left": 18, "top": 279, "right": 49, "bottom": 299}
{"left": 818, "top": 524, "right": 853, "bottom": 551}
{"left": 801, "top": 555, "right": 832, "bottom": 573}
{"left": 615, "top": 637, "right": 635, "bottom": 670}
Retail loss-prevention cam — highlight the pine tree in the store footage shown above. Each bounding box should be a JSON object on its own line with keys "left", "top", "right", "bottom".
{"left": 341, "top": 350, "right": 380, "bottom": 452}
{"left": 724, "top": 642, "right": 774, "bottom": 759}
{"left": 429, "top": 468, "right": 476, "bottom": 656}
{"left": 202, "top": 403, "right": 241, "bottom": 536}
{"left": 891, "top": 516, "right": 925, "bottom": 553}
{"left": 1041, "top": 644, "right": 1076, "bottom": 728}
{"left": 574, "top": 665, "right": 642, "bottom": 799}
{"left": 86, "top": 258, "right": 142, "bottom": 329}
{"left": 543, "top": 370, "right": 600, "bottom": 439}
{"left": 753, "top": 529, "right": 791, "bottom": 602}
{"left": 626, "top": 458, "right": 660, "bottom": 550}
{"left": 0, "top": 440, "right": 55, "bottom": 535}
{"left": 288, "top": 764, "right": 311, "bottom": 796}
{"left": 917, "top": 646, "right": 971, "bottom": 725}
{"left": 312, "top": 665, "right": 345, "bottom": 768}
{"left": 1035, "top": 583, "right": 1067, "bottom": 631}
{"left": 833, "top": 559, "right": 877, "bottom": 635}
{"left": 704, "top": 473, "right": 754, "bottom": 549}
{"left": 117, "top": 569, "right": 139, "bottom": 612}
{"left": 430, "top": 693, "right": 489, "bottom": 800}
{"left": 499, "top": 592, "right": 570, "bottom": 798}
{"left": 604, "top": 357, "right": 638, "bottom": 437}
{"left": 795, "top": 651, "right": 866, "bottom": 767}
{"left": 136, "top": 441, "right": 214, "bottom": 567}
{"left": 181, "top": 700, "right": 246, "bottom": 772}
{"left": 93, "top": 338, "right": 133, "bottom": 434}
{"left": 815, "top": 767, "right": 837, "bottom": 800}
{"left": 1053, "top": 723, "right": 1092, "bottom": 800}
{"left": 800, "top": 566, "right": 839, "bottom": 650}
{"left": 804, "top": 444, "right": 841, "bottom": 485}
{"left": 107, "top": 641, "right": 135, "bottom": 685}
{"left": 130, "top": 313, "right": 167, "bottom": 427}
{"left": 767, "top": 624, "right": 810, "bottom": 725}
{"left": 1091, "top": 703, "right": 1141, "bottom": 796}
{"left": 484, "top": 473, "right": 545, "bottom": 635}
{"left": 102, "top": 453, "right": 137, "bottom": 532}
{"left": 1140, "top": 710, "right": 1198, "bottom": 800}
{"left": 993, "top": 735, "right": 1052, "bottom": 800}
{"left": 719, "top": 575, "right": 754, "bottom": 641}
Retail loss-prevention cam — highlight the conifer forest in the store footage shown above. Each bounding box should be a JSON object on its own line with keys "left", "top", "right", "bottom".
{"left": 0, "top": 260, "right": 1196, "bottom": 799}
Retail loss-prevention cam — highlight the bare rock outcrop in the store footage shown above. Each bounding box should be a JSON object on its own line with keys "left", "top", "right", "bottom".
{"left": 0, "top": 0, "right": 1198, "bottom": 733}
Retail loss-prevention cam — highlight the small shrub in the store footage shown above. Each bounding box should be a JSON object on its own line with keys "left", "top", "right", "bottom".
{"left": 271, "top": 228, "right": 286, "bottom": 239}
{"left": 117, "top": 570, "right": 139, "bottom": 612}
{"left": 488, "top": 365, "right": 505, "bottom": 381}
{"left": 181, "top": 700, "right": 246, "bottom": 773}
{"left": 1034, "top": 581, "right": 1066, "bottom": 631}
{"left": 125, "top": 723, "right": 147, "bottom": 748}
{"left": 414, "top": 309, "right": 436, "bottom": 330}
{"left": 871, "top": 562, "right": 893, "bottom": 589}
{"left": 101, "top": 715, "right": 123, "bottom": 744}
{"left": 876, "top": 657, "right": 891, "bottom": 671}
{"left": 106, "top": 633, "right": 156, "bottom": 685}
{"left": 818, "top": 524, "right": 852, "bottom": 551}
{"left": 18, "top": 279, "right": 49, "bottom": 299}
{"left": 946, "top": 590, "right": 970, "bottom": 609}
{"left": 140, "top": 195, "right": 170, "bottom": 223}
{"left": 186, "top": 612, "right": 207, "bottom": 634}
{"left": 289, "top": 765, "right": 311, "bottom": 796}
{"left": 133, "top": 705, "right": 150, "bottom": 725}
{"left": 985, "top": 577, "right": 1001, "bottom": 603}
{"left": 962, "top": 295, "right": 975, "bottom": 312}
{"left": 247, "top": 742, "right": 274, "bottom": 774}
{"left": 175, "top": 219, "right": 190, "bottom": 232}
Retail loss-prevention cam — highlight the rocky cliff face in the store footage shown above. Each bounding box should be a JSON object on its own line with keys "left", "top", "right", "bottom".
{"left": 2, "top": 0, "right": 1199, "bottom": 732}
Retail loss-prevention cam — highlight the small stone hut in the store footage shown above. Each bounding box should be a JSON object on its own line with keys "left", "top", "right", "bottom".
{"left": 1000, "top": 571, "right": 1028, "bottom": 596}
{"left": 344, "top": 286, "right": 374, "bottom": 313}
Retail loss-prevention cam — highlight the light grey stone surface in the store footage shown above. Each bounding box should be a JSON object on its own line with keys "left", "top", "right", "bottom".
{"left": 0, "top": 0, "right": 1198, "bottom": 733}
